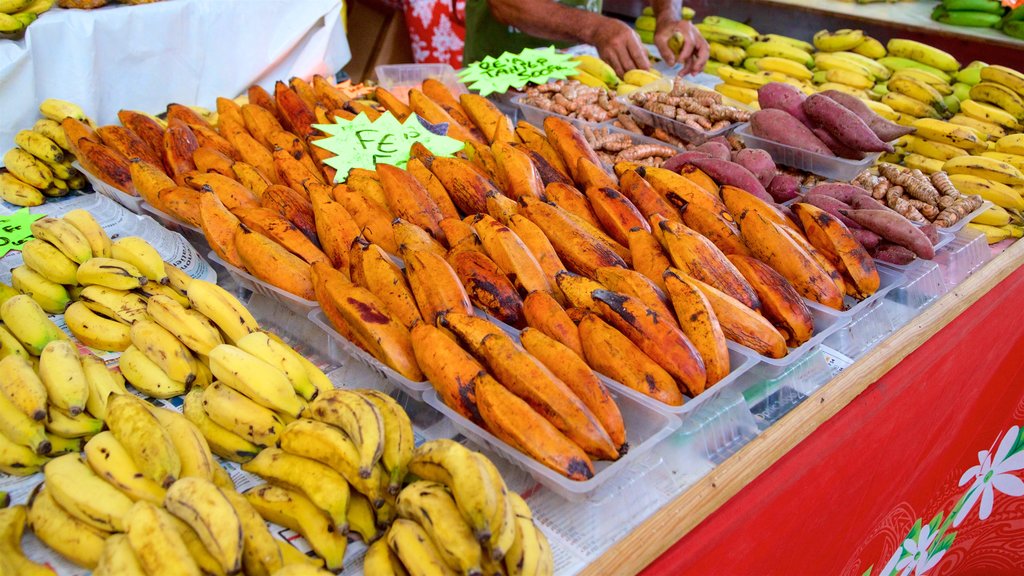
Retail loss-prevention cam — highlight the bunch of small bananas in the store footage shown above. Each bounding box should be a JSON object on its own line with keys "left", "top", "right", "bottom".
{"left": 1, "top": 98, "right": 92, "bottom": 207}
{"left": 633, "top": 5, "right": 695, "bottom": 44}
{"left": 568, "top": 54, "right": 663, "bottom": 96}
{"left": 365, "top": 439, "right": 553, "bottom": 576}
{"left": 0, "top": 0, "right": 51, "bottom": 38}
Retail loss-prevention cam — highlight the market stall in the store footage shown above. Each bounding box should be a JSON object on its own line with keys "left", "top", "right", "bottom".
{"left": 0, "top": 1, "right": 1023, "bottom": 575}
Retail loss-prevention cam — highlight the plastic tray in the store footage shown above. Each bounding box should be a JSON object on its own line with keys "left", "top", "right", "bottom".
{"left": 741, "top": 347, "right": 835, "bottom": 429}
{"left": 882, "top": 260, "right": 948, "bottom": 326}
{"left": 803, "top": 265, "right": 906, "bottom": 320}
{"left": 423, "top": 387, "right": 681, "bottom": 502}
{"left": 726, "top": 304, "right": 850, "bottom": 368}
{"left": 374, "top": 63, "right": 468, "bottom": 104}
{"left": 933, "top": 225, "right": 992, "bottom": 289}
{"left": 934, "top": 200, "right": 993, "bottom": 235}
{"left": 72, "top": 161, "right": 144, "bottom": 213}
{"left": 207, "top": 251, "right": 318, "bottom": 314}
{"left": 618, "top": 82, "right": 748, "bottom": 145}
{"left": 822, "top": 300, "right": 899, "bottom": 360}
{"left": 733, "top": 123, "right": 881, "bottom": 182}
{"left": 511, "top": 93, "right": 607, "bottom": 131}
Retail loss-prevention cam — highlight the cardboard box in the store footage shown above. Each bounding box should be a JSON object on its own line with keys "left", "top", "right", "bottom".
{"left": 342, "top": 1, "right": 414, "bottom": 82}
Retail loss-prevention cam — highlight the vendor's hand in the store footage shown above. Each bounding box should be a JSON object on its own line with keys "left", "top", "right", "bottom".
{"left": 591, "top": 18, "right": 651, "bottom": 77}
{"left": 654, "top": 18, "right": 709, "bottom": 76}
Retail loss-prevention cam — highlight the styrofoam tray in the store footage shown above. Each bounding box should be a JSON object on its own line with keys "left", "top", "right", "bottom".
{"left": 733, "top": 123, "right": 881, "bottom": 182}
{"left": 207, "top": 251, "right": 318, "bottom": 313}
{"left": 72, "top": 161, "right": 144, "bottom": 213}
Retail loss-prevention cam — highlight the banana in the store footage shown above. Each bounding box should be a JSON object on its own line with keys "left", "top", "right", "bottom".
{"left": 0, "top": 324, "right": 28, "bottom": 362}
{"left": 346, "top": 490, "right": 379, "bottom": 544}
{"left": 45, "top": 405, "right": 103, "bottom": 438}
{"left": 997, "top": 134, "right": 1024, "bottom": 155}
{"left": 38, "top": 98, "right": 88, "bottom": 123}
{"left": 186, "top": 279, "right": 259, "bottom": 343}
{"left": 813, "top": 28, "right": 864, "bottom": 52}
{"left": 162, "top": 261, "right": 192, "bottom": 295}
{"left": 827, "top": 51, "right": 892, "bottom": 80}
{"left": 979, "top": 65, "right": 1024, "bottom": 96}
{"left": 106, "top": 394, "right": 181, "bottom": 488}
{"left": 969, "top": 83, "right": 1024, "bottom": 122}
{"left": 504, "top": 492, "right": 552, "bottom": 576}
{"left": 32, "top": 118, "right": 71, "bottom": 150}
{"left": 308, "top": 389, "right": 384, "bottom": 479}
{"left": 35, "top": 339, "right": 87, "bottom": 418}
{"left": 278, "top": 419, "right": 384, "bottom": 506}
{"left": 0, "top": 379, "right": 50, "bottom": 454}
{"left": 755, "top": 56, "right": 812, "bottom": 80}
{"left": 77, "top": 257, "right": 148, "bottom": 290}
{"left": 164, "top": 477, "right": 244, "bottom": 575}
{"left": 10, "top": 265, "right": 69, "bottom": 313}
{"left": 569, "top": 69, "right": 609, "bottom": 88}
{"left": 290, "top": 347, "right": 335, "bottom": 397}
{"left": 28, "top": 485, "right": 110, "bottom": 569}
{"left": 14, "top": 129, "right": 63, "bottom": 163}
{"left": 903, "top": 135, "right": 968, "bottom": 161}
{"left": 813, "top": 52, "right": 873, "bottom": 78}
{"left": 0, "top": 424, "right": 47, "bottom": 475}
{"left": 244, "top": 484, "right": 348, "bottom": 571}
{"left": 694, "top": 23, "right": 754, "bottom": 48}
{"left": 358, "top": 389, "right": 413, "bottom": 495}
{"left": 971, "top": 204, "right": 1012, "bottom": 226}
{"left": 851, "top": 35, "right": 886, "bottom": 59}
{"left": 146, "top": 294, "right": 222, "bottom": 355}
{"left": 707, "top": 42, "right": 746, "bottom": 66}
{"left": 890, "top": 68, "right": 953, "bottom": 93}
{"left": 216, "top": 490, "right": 284, "bottom": 576}
{"left": 241, "top": 448, "right": 350, "bottom": 531}
{"left": 364, "top": 538, "right": 406, "bottom": 575}
{"left": 950, "top": 112, "right": 1007, "bottom": 139}
{"left": 572, "top": 54, "right": 619, "bottom": 87}
{"left": 911, "top": 118, "right": 989, "bottom": 152}
{"left": 948, "top": 174, "right": 1024, "bottom": 209}
{"left": 44, "top": 453, "right": 134, "bottom": 532}
{"left": 94, "top": 534, "right": 146, "bottom": 576}
{"left": 956, "top": 61, "right": 987, "bottom": 86}
{"left": 62, "top": 209, "right": 113, "bottom": 258}
{"left": 745, "top": 40, "right": 813, "bottom": 66}
{"left": 4, "top": 147, "right": 52, "bottom": 189}
{"left": 64, "top": 301, "right": 131, "bottom": 351}
{"left": 0, "top": 12, "right": 25, "bottom": 33}
{"left": 754, "top": 33, "right": 813, "bottom": 53}
{"left": 0, "top": 505, "right": 53, "bottom": 576}
{"left": 202, "top": 381, "right": 285, "bottom": 448}
{"left": 131, "top": 319, "right": 197, "bottom": 384}
{"left": 878, "top": 56, "right": 953, "bottom": 83}
{"left": 0, "top": 354, "right": 46, "bottom": 421}
{"left": 961, "top": 99, "right": 1023, "bottom": 130}
{"left": 716, "top": 65, "right": 786, "bottom": 89}
{"left": 714, "top": 82, "right": 759, "bottom": 104}
{"left": 20, "top": 238, "right": 79, "bottom": 285}
{"left": 234, "top": 332, "right": 317, "bottom": 400}
{"left": 0, "top": 281, "right": 16, "bottom": 307}
{"left": 980, "top": 151, "right": 1024, "bottom": 172}
{"left": 150, "top": 408, "right": 216, "bottom": 481}
{"left": 83, "top": 431, "right": 167, "bottom": 504}
{"left": 888, "top": 75, "right": 948, "bottom": 114}
{"left": 863, "top": 99, "right": 901, "bottom": 122}
{"left": 118, "top": 344, "right": 188, "bottom": 398}
{"left": 387, "top": 518, "right": 457, "bottom": 576}
{"left": 80, "top": 285, "right": 150, "bottom": 324}
{"left": 137, "top": 281, "right": 190, "bottom": 307}
{"left": 822, "top": 68, "right": 874, "bottom": 90}
{"left": 209, "top": 344, "right": 304, "bottom": 416}
{"left": 943, "top": 155, "right": 1024, "bottom": 185}
{"left": 125, "top": 500, "right": 202, "bottom": 576}
{"left": 110, "top": 237, "right": 168, "bottom": 284}
{"left": 967, "top": 222, "right": 1014, "bottom": 243}
{"left": 886, "top": 38, "right": 959, "bottom": 72}
{"left": 902, "top": 153, "right": 945, "bottom": 174}
{"left": 29, "top": 215, "right": 92, "bottom": 263}
{"left": 701, "top": 15, "right": 758, "bottom": 36}
{"left": 0, "top": 172, "right": 43, "bottom": 207}
{"left": 1, "top": 294, "right": 65, "bottom": 355}
{"left": 182, "top": 387, "right": 260, "bottom": 463}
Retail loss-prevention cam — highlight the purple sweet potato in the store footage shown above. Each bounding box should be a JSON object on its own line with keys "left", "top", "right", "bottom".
{"left": 802, "top": 94, "right": 894, "bottom": 153}
{"left": 685, "top": 156, "right": 772, "bottom": 202}
{"left": 872, "top": 242, "right": 916, "bottom": 265}
{"left": 819, "top": 90, "right": 915, "bottom": 143}
{"left": 810, "top": 182, "right": 879, "bottom": 207}
{"left": 840, "top": 208, "right": 935, "bottom": 259}
{"left": 846, "top": 193, "right": 889, "bottom": 212}
{"left": 812, "top": 127, "right": 865, "bottom": 160}
{"left": 733, "top": 148, "right": 777, "bottom": 187}
{"left": 663, "top": 150, "right": 711, "bottom": 173}
{"left": 802, "top": 193, "right": 861, "bottom": 229}
{"left": 750, "top": 109, "right": 835, "bottom": 157}
{"left": 766, "top": 172, "right": 800, "bottom": 202}
{"left": 757, "top": 83, "right": 811, "bottom": 127}
{"left": 708, "top": 136, "right": 733, "bottom": 150}
{"left": 920, "top": 223, "right": 940, "bottom": 245}
{"left": 850, "top": 228, "right": 882, "bottom": 251}
{"left": 695, "top": 141, "right": 731, "bottom": 161}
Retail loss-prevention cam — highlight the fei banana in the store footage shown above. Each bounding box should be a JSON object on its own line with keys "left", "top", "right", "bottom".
{"left": 111, "top": 237, "right": 169, "bottom": 284}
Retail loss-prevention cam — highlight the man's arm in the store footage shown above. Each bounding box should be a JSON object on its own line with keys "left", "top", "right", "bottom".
{"left": 648, "top": 0, "right": 709, "bottom": 74}
{"left": 486, "top": 0, "right": 650, "bottom": 76}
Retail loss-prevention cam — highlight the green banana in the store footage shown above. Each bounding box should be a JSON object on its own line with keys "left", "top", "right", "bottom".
{"left": 938, "top": 10, "right": 1003, "bottom": 27}
{"left": 942, "top": 0, "right": 1006, "bottom": 13}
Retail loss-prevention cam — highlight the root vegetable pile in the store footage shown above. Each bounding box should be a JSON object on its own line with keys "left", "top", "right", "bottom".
{"left": 852, "top": 164, "right": 984, "bottom": 228}
{"left": 582, "top": 127, "right": 678, "bottom": 167}
{"left": 520, "top": 80, "right": 627, "bottom": 123}
{"left": 628, "top": 79, "right": 751, "bottom": 132}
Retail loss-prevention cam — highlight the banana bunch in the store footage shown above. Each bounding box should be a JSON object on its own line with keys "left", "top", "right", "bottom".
{"left": 0, "top": 0, "right": 52, "bottom": 37}
{"left": 361, "top": 439, "right": 552, "bottom": 576}
{"left": 569, "top": 54, "right": 664, "bottom": 95}
{"left": 1002, "top": 7, "right": 1024, "bottom": 39}
{"left": 1, "top": 98, "right": 91, "bottom": 207}
{"left": 0, "top": 504, "right": 53, "bottom": 574}
{"left": 616, "top": 68, "right": 663, "bottom": 96}
{"left": 634, "top": 5, "right": 695, "bottom": 44}
{"left": 932, "top": 0, "right": 1007, "bottom": 29}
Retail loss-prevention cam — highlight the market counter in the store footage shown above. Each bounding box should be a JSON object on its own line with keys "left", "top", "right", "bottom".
{"left": 581, "top": 240, "right": 1024, "bottom": 575}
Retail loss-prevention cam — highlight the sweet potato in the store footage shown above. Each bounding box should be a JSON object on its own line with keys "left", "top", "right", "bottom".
{"left": 802, "top": 94, "right": 894, "bottom": 153}
{"left": 686, "top": 157, "right": 773, "bottom": 202}
{"left": 839, "top": 209, "right": 935, "bottom": 259}
{"left": 812, "top": 127, "right": 865, "bottom": 160}
{"left": 802, "top": 193, "right": 861, "bottom": 229}
{"left": 819, "top": 90, "right": 914, "bottom": 143}
{"left": 750, "top": 109, "right": 834, "bottom": 157}
{"left": 850, "top": 228, "right": 882, "bottom": 250}
{"left": 733, "top": 148, "right": 776, "bottom": 187}
{"left": 662, "top": 150, "right": 711, "bottom": 173}
{"left": 872, "top": 242, "right": 915, "bottom": 265}
{"left": 695, "top": 141, "right": 731, "bottom": 161}
{"left": 809, "top": 183, "right": 882, "bottom": 208}
{"left": 766, "top": 173, "right": 800, "bottom": 203}
{"left": 757, "top": 82, "right": 811, "bottom": 127}
{"left": 920, "top": 223, "right": 939, "bottom": 246}
{"left": 847, "top": 194, "right": 889, "bottom": 212}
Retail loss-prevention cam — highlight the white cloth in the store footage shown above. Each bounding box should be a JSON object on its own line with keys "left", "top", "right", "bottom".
{"left": 0, "top": 0, "right": 349, "bottom": 147}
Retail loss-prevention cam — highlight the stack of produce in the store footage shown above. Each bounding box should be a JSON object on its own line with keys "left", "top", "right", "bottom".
{"left": 624, "top": 77, "right": 753, "bottom": 132}
{"left": 582, "top": 126, "right": 680, "bottom": 166}
{"left": 0, "top": 0, "right": 52, "bottom": 38}
{"left": 662, "top": 138, "right": 809, "bottom": 202}
{"left": 518, "top": 79, "right": 630, "bottom": 123}
{"left": 1, "top": 99, "right": 90, "bottom": 207}
{"left": 634, "top": 4, "right": 695, "bottom": 45}
{"left": 931, "top": 0, "right": 1024, "bottom": 40}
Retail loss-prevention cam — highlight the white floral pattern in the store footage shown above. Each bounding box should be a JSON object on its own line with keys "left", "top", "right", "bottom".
{"left": 953, "top": 426, "right": 1024, "bottom": 526}
{"left": 878, "top": 523, "right": 946, "bottom": 576}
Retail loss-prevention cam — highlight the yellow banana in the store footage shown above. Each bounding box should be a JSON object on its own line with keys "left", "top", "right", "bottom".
{"left": 308, "top": 389, "right": 384, "bottom": 479}
{"left": 11, "top": 265, "right": 69, "bottom": 313}
{"left": 164, "top": 477, "right": 244, "bottom": 575}
{"left": 148, "top": 294, "right": 222, "bottom": 355}
{"left": 93, "top": 534, "right": 146, "bottom": 576}
{"left": 0, "top": 380, "right": 50, "bottom": 454}
{"left": 80, "top": 285, "right": 150, "bottom": 324}
{"left": 887, "top": 39, "right": 959, "bottom": 72}
{"left": 118, "top": 344, "right": 188, "bottom": 398}
{"left": 755, "top": 33, "right": 813, "bottom": 53}
{"left": 77, "top": 257, "right": 148, "bottom": 290}
{"left": 0, "top": 172, "right": 43, "bottom": 207}
{"left": 130, "top": 319, "right": 197, "bottom": 384}
{"left": 149, "top": 408, "right": 216, "bottom": 481}
{"left": 201, "top": 382, "right": 284, "bottom": 448}
{"left": 124, "top": 501, "right": 202, "bottom": 576}
{"left": 981, "top": 151, "right": 1024, "bottom": 172}
{"left": 755, "top": 56, "right": 812, "bottom": 80}
{"left": 181, "top": 387, "right": 260, "bottom": 463}
{"left": 949, "top": 113, "right": 1007, "bottom": 140}
{"left": 911, "top": 118, "right": 989, "bottom": 152}
{"left": 38, "top": 98, "right": 88, "bottom": 123}
{"left": 14, "top": 130, "right": 63, "bottom": 164}
{"left": 32, "top": 118, "right": 71, "bottom": 150}
{"left": 971, "top": 204, "right": 1012, "bottom": 226}
{"left": 111, "top": 237, "right": 168, "bottom": 284}
{"left": 961, "top": 99, "right": 1023, "bottom": 130}
{"left": 30, "top": 215, "right": 92, "bottom": 263}
{"left": 851, "top": 36, "right": 887, "bottom": 59}
{"left": 20, "top": 238, "right": 79, "bottom": 285}
{"left": 943, "top": 155, "right": 1024, "bottom": 186}
{"left": 386, "top": 518, "right": 456, "bottom": 576}
{"left": 209, "top": 344, "right": 304, "bottom": 417}
{"left": 0, "top": 294, "right": 64, "bottom": 355}
{"left": 106, "top": 394, "right": 182, "bottom": 487}
{"left": 357, "top": 389, "right": 413, "bottom": 495}
{"left": 44, "top": 453, "right": 135, "bottom": 532}
{"left": 902, "top": 153, "right": 945, "bottom": 174}
{"left": 888, "top": 75, "right": 947, "bottom": 114}
{"left": 62, "top": 209, "right": 112, "bottom": 258}
{"left": 827, "top": 50, "right": 892, "bottom": 80}
{"left": 186, "top": 279, "right": 259, "bottom": 343}
{"left": 969, "top": 83, "right": 1024, "bottom": 122}
{"left": 4, "top": 147, "right": 52, "bottom": 189}
{"left": 572, "top": 55, "right": 619, "bottom": 87}
{"left": 241, "top": 447, "right": 351, "bottom": 532}
{"left": 64, "top": 301, "right": 131, "bottom": 351}
{"left": 813, "top": 28, "right": 864, "bottom": 52}
{"left": 244, "top": 484, "right": 348, "bottom": 571}
{"left": 996, "top": 134, "right": 1024, "bottom": 155}
{"left": 38, "top": 339, "right": 88, "bottom": 417}
{"left": 28, "top": 485, "right": 110, "bottom": 569}
{"left": 0, "top": 354, "right": 46, "bottom": 421}
{"left": 81, "top": 353, "right": 126, "bottom": 420}
{"left": 979, "top": 65, "right": 1024, "bottom": 97}
{"left": 235, "top": 331, "right": 316, "bottom": 401}
{"left": 708, "top": 42, "right": 746, "bottom": 66}
{"left": 745, "top": 40, "right": 813, "bottom": 66}
{"left": 948, "top": 173, "right": 1024, "bottom": 209}
{"left": 822, "top": 68, "right": 874, "bottom": 90}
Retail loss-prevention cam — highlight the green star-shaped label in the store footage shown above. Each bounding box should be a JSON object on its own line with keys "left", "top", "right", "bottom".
{"left": 312, "top": 112, "right": 465, "bottom": 183}
{"left": 458, "top": 46, "right": 580, "bottom": 97}
{"left": 0, "top": 209, "right": 44, "bottom": 258}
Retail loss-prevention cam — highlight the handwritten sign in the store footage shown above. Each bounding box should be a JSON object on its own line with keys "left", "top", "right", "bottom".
{"left": 0, "top": 209, "right": 43, "bottom": 258}
{"left": 312, "top": 112, "right": 464, "bottom": 183}
{"left": 458, "top": 46, "right": 580, "bottom": 97}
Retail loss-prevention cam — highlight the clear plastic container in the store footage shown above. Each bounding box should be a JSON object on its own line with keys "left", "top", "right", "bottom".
{"left": 72, "top": 161, "right": 144, "bottom": 213}
{"left": 308, "top": 309, "right": 433, "bottom": 400}
{"left": 822, "top": 300, "right": 898, "bottom": 360}
{"left": 511, "top": 93, "right": 605, "bottom": 131}
{"left": 934, "top": 225, "right": 992, "bottom": 289}
{"left": 423, "top": 386, "right": 681, "bottom": 502}
{"left": 882, "top": 259, "right": 947, "bottom": 326}
{"left": 803, "top": 265, "right": 906, "bottom": 320}
{"left": 669, "top": 388, "right": 760, "bottom": 465}
{"left": 726, "top": 305, "right": 850, "bottom": 368}
{"left": 739, "top": 347, "right": 834, "bottom": 429}
{"left": 934, "top": 200, "right": 993, "bottom": 235}
{"left": 733, "top": 123, "right": 881, "bottom": 182}
{"left": 374, "top": 64, "right": 467, "bottom": 104}
{"left": 206, "top": 251, "right": 317, "bottom": 314}
{"left": 618, "top": 82, "right": 749, "bottom": 145}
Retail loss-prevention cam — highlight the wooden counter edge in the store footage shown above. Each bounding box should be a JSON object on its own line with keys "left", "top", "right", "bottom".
{"left": 581, "top": 239, "right": 1024, "bottom": 575}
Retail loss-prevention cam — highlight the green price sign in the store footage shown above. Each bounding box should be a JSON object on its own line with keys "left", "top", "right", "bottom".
{"left": 0, "top": 209, "right": 43, "bottom": 258}
{"left": 458, "top": 46, "right": 580, "bottom": 97}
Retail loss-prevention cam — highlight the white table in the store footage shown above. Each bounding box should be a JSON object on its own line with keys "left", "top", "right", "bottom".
{"left": 0, "top": 0, "right": 349, "bottom": 146}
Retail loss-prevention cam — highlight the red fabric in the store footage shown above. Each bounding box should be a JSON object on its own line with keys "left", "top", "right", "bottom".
{"left": 403, "top": 0, "right": 466, "bottom": 67}
{"left": 643, "top": 263, "right": 1024, "bottom": 576}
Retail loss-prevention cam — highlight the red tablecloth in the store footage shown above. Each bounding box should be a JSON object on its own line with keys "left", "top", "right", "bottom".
{"left": 643, "top": 263, "right": 1024, "bottom": 576}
